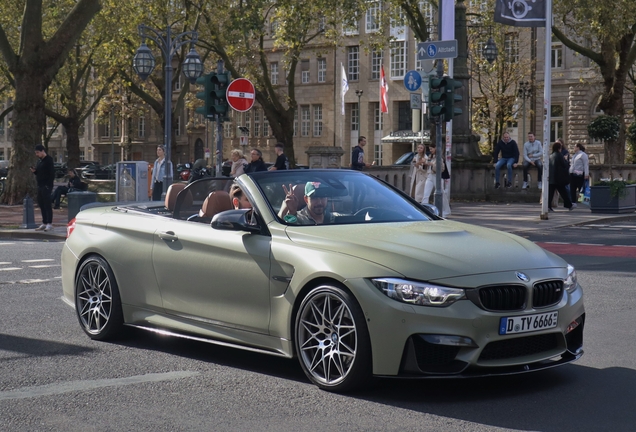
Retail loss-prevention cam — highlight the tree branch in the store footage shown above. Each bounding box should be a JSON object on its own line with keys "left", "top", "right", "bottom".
{"left": 552, "top": 26, "right": 604, "bottom": 66}
{"left": 0, "top": 24, "right": 17, "bottom": 70}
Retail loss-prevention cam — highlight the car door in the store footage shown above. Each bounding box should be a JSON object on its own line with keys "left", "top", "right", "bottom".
{"left": 151, "top": 218, "right": 272, "bottom": 334}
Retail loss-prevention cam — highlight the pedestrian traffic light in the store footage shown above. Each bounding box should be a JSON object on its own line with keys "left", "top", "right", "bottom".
{"left": 195, "top": 72, "right": 214, "bottom": 118}
{"left": 428, "top": 75, "right": 446, "bottom": 121}
{"left": 443, "top": 78, "right": 463, "bottom": 122}
{"left": 210, "top": 71, "right": 230, "bottom": 121}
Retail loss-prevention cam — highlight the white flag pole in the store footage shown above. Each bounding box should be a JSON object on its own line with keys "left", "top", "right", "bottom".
{"left": 540, "top": 0, "right": 552, "bottom": 219}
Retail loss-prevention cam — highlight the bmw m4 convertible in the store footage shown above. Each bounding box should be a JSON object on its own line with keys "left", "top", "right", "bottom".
{"left": 61, "top": 170, "right": 585, "bottom": 392}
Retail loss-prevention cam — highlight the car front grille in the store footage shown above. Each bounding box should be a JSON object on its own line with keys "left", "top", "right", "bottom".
{"left": 478, "top": 285, "right": 526, "bottom": 311}
{"left": 478, "top": 333, "right": 560, "bottom": 361}
{"left": 533, "top": 280, "right": 564, "bottom": 308}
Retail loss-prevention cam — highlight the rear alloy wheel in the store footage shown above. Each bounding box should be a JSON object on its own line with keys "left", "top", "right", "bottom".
{"left": 75, "top": 256, "right": 123, "bottom": 340}
{"left": 295, "top": 285, "right": 371, "bottom": 392}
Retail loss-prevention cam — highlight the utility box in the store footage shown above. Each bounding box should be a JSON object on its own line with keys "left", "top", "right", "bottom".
{"left": 116, "top": 161, "right": 149, "bottom": 202}
{"left": 68, "top": 191, "right": 97, "bottom": 222}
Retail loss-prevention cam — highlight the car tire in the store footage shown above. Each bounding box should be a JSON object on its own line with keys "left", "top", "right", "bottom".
{"left": 295, "top": 284, "right": 371, "bottom": 392}
{"left": 75, "top": 255, "right": 124, "bottom": 341}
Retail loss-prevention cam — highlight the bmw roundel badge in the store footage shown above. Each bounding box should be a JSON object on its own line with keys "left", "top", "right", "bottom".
{"left": 516, "top": 272, "right": 529, "bottom": 282}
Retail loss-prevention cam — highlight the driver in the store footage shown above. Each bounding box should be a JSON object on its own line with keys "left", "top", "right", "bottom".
{"left": 282, "top": 181, "right": 336, "bottom": 225}
{"left": 229, "top": 184, "right": 252, "bottom": 210}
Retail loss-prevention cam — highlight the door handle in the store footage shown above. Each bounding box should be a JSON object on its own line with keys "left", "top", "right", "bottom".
{"left": 158, "top": 231, "right": 178, "bottom": 242}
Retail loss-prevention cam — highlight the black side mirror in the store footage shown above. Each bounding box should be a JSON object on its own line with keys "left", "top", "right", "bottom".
{"left": 211, "top": 209, "right": 260, "bottom": 233}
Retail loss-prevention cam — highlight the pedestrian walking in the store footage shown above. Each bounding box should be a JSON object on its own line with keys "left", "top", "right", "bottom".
{"left": 269, "top": 142, "right": 289, "bottom": 170}
{"left": 548, "top": 141, "right": 573, "bottom": 212}
{"left": 409, "top": 144, "right": 428, "bottom": 202}
{"left": 569, "top": 143, "right": 589, "bottom": 205}
{"left": 30, "top": 144, "right": 55, "bottom": 231}
{"left": 244, "top": 148, "right": 268, "bottom": 173}
{"left": 351, "top": 136, "right": 374, "bottom": 170}
{"left": 152, "top": 145, "right": 170, "bottom": 201}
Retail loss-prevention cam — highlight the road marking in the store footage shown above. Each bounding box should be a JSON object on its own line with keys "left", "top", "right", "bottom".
{"left": 0, "top": 371, "right": 200, "bottom": 401}
{"left": 0, "top": 267, "right": 22, "bottom": 271}
{"left": 28, "top": 264, "right": 60, "bottom": 268}
{"left": 536, "top": 242, "right": 636, "bottom": 258}
{"left": 0, "top": 262, "right": 12, "bottom": 265}
{"left": 22, "top": 259, "right": 55, "bottom": 263}
{"left": 0, "top": 278, "right": 58, "bottom": 285}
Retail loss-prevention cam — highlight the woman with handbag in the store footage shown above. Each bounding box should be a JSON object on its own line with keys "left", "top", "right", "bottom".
{"left": 409, "top": 144, "right": 428, "bottom": 202}
{"left": 569, "top": 143, "right": 589, "bottom": 205}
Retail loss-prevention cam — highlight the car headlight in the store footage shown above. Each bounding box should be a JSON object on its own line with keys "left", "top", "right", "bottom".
{"left": 371, "top": 278, "right": 465, "bottom": 307}
{"left": 564, "top": 264, "right": 578, "bottom": 293}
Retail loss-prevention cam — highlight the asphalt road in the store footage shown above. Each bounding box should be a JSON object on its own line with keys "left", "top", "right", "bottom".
{"left": 1, "top": 235, "right": 635, "bottom": 432}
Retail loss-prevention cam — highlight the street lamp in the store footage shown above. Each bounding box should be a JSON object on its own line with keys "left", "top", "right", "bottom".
{"left": 517, "top": 81, "right": 533, "bottom": 140}
{"left": 132, "top": 24, "right": 202, "bottom": 198}
{"left": 482, "top": 36, "right": 498, "bottom": 64}
{"left": 355, "top": 89, "right": 363, "bottom": 131}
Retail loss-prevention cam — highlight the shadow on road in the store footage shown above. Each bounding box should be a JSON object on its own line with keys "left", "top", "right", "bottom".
{"left": 0, "top": 333, "right": 95, "bottom": 360}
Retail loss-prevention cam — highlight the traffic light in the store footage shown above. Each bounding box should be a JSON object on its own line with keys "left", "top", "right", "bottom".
{"left": 210, "top": 71, "right": 230, "bottom": 119}
{"left": 443, "top": 78, "right": 463, "bottom": 122}
{"left": 195, "top": 72, "right": 214, "bottom": 118}
{"left": 428, "top": 75, "right": 446, "bottom": 121}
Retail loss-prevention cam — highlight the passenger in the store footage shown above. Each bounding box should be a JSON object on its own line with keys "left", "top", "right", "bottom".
{"left": 229, "top": 184, "right": 252, "bottom": 210}
{"left": 282, "top": 181, "right": 336, "bottom": 225}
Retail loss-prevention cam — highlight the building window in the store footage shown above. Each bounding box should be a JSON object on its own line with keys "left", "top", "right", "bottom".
{"left": 318, "top": 58, "right": 326, "bottom": 83}
{"left": 390, "top": 41, "right": 408, "bottom": 78}
{"left": 301, "top": 105, "right": 310, "bottom": 137}
{"left": 301, "top": 60, "right": 310, "bottom": 84}
{"left": 138, "top": 116, "right": 145, "bottom": 138}
{"left": 174, "top": 75, "right": 182, "bottom": 91}
{"left": 175, "top": 116, "right": 181, "bottom": 137}
{"left": 551, "top": 35, "right": 563, "bottom": 68}
{"left": 293, "top": 109, "right": 298, "bottom": 137}
{"left": 371, "top": 50, "right": 383, "bottom": 80}
{"left": 343, "top": 13, "right": 359, "bottom": 35}
{"left": 244, "top": 112, "right": 252, "bottom": 137}
{"left": 263, "top": 116, "right": 270, "bottom": 137}
{"left": 550, "top": 104, "right": 564, "bottom": 143}
{"left": 421, "top": 1, "right": 437, "bottom": 34}
{"left": 351, "top": 103, "right": 359, "bottom": 131}
{"left": 0, "top": 120, "right": 4, "bottom": 136}
{"left": 313, "top": 105, "right": 323, "bottom": 137}
{"left": 271, "top": 62, "right": 279, "bottom": 85}
{"left": 348, "top": 46, "right": 360, "bottom": 81}
{"left": 373, "top": 103, "right": 383, "bottom": 130}
{"left": 504, "top": 33, "right": 519, "bottom": 63}
{"left": 398, "top": 101, "right": 412, "bottom": 131}
{"left": 366, "top": 2, "right": 381, "bottom": 33}
{"left": 254, "top": 109, "right": 261, "bottom": 137}
{"left": 390, "top": 8, "right": 406, "bottom": 40}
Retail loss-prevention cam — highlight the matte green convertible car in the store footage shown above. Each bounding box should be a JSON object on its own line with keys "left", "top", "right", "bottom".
{"left": 61, "top": 170, "right": 585, "bottom": 392}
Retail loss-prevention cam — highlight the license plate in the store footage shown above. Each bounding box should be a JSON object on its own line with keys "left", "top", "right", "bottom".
{"left": 499, "top": 311, "right": 558, "bottom": 335}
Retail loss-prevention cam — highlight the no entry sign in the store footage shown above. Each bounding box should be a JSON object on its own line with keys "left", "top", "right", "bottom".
{"left": 226, "top": 78, "right": 256, "bottom": 112}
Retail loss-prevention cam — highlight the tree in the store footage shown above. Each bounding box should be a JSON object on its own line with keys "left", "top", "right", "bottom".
{"left": 0, "top": 0, "right": 101, "bottom": 205}
{"left": 192, "top": 0, "right": 362, "bottom": 167}
{"left": 553, "top": 0, "right": 636, "bottom": 164}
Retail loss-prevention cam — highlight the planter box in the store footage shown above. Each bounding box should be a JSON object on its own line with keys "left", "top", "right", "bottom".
{"left": 589, "top": 184, "right": 636, "bottom": 214}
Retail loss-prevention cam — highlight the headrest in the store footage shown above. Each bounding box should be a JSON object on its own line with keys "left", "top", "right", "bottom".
{"left": 199, "top": 191, "right": 233, "bottom": 218}
{"left": 164, "top": 183, "right": 186, "bottom": 210}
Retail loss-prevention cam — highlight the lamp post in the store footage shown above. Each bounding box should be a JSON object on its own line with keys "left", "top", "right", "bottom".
{"left": 517, "top": 81, "right": 532, "bottom": 140}
{"left": 355, "top": 89, "right": 363, "bottom": 132}
{"left": 132, "top": 24, "right": 202, "bottom": 197}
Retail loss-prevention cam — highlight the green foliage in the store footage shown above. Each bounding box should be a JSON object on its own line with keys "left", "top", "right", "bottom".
{"left": 594, "top": 179, "right": 634, "bottom": 198}
{"left": 587, "top": 115, "right": 620, "bottom": 141}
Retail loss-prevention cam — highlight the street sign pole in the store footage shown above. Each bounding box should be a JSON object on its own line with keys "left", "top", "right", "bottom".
{"left": 433, "top": 5, "right": 445, "bottom": 215}
{"left": 216, "top": 60, "right": 224, "bottom": 177}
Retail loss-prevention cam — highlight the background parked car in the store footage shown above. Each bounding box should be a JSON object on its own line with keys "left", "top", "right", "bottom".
{"left": 81, "top": 163, "right": 115, "bottom": 180}
{"left": 0, "top": 160, "right": 8, "bottom": 178}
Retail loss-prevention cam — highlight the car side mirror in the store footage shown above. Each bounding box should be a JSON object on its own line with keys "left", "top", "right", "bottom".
{"left": 211, "top": 209, "right": 260, "bottom": 233}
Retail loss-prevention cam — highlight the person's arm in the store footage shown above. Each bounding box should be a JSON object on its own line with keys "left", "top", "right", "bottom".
{"left": 512, "top": 141, "right": 520, "bottom": 164}
{"left": 583, "top": 153, "right": 590, "bottom": 178}
{"left": 523, "top": 143, "right": 531, "bottom": 163}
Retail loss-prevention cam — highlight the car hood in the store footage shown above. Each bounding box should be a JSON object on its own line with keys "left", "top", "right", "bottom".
{"left": 284, "top": 220, "right": 563, "bottom": 282}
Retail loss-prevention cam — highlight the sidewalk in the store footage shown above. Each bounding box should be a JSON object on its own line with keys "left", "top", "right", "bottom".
{"left": 1, "top": 201, "right": 634, "bottom": 241}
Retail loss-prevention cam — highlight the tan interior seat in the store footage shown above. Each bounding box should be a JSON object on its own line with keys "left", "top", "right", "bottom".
{"left": 164, "top": 183, "right": 186, "bottom": 211}
{"left": 199, "top": 191, "right": 233, "bottom": 219}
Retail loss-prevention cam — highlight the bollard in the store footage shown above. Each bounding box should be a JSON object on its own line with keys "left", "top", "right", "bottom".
{"left": 19, "top": 195, "right": 38, "bottom": 229}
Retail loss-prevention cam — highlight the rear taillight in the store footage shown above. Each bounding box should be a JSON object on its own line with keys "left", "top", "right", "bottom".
{"left": 67, "top": 218, "right": 76, "bottom": 238}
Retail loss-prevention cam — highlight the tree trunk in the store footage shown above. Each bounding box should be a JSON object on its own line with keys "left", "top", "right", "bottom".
{"left": 264, "top": 105, "right": 296, "bottom": 167}
{"left": 64, "top": 118, "right": 82, "bottom": 170}
{"left": 3, "top": 73, "right": 47, "bottom": 205}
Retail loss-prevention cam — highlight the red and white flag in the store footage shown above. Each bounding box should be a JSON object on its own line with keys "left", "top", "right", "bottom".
{"left": 380, "top": 65, "right": 389, "bottom": 113}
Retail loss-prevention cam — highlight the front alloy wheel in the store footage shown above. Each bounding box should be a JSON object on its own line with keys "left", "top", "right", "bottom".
{"left": 75, "top": 255, "right": 123, "bottom": 340}
{"left": 295, "top": 285, "right": 371, "bottom": 392}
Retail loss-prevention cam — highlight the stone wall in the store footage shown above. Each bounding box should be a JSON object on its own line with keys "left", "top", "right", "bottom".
{"left": 367, "top": 163, "right": 636, "bottom": 202}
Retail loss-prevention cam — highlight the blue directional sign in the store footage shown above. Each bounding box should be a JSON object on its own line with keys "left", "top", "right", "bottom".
{"left": 403, "top": 70, "right": 422, "bottom": 92}
{"left": 417, "top": 40, "right": 458, "bottom": 60}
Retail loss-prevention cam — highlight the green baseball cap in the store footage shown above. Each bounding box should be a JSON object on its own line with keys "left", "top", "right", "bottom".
{"left": 305, "top": 181, "right": 330, "bottom": 197}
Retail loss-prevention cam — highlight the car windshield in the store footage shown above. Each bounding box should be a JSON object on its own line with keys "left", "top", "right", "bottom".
{"left": 249, "top": 170, "right": 433, "bottom": 225}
